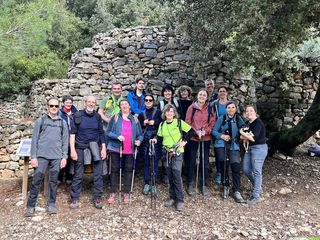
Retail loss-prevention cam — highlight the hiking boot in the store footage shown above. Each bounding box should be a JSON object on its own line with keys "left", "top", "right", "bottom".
{"left": 233, "top": 191, "right": 246, "bottom": 203}
{"left": 164, "top": 198, "right": 175, "bottom": 207}
{"left": 176, "top": 202, "right": 184, "bottom": 212}
{"left": 201, "top": 186, "right": 208, "bottom": 196}
{"left": 123, "top": 194, "right": 130, "bottom": 205}
{"left": 69, "top": 199, "right": 79, "bottom": 209}
{"left": 187, "top": 184, "right": 193, "bottom": 196}
{"left": 143, "top": 184, "right": 150, "bottom": 195}
{"left": 221, "top": 186, "right": 229, "bottom": 199}
{"left": 107, "top": 193, "right": 116, "bottom": 204}
{"left": 151, "top": 186, "right": 157, "bottom": 196}
{"left": 214, "top": 173, "right": 221, "bottom": 184}
{"left": 47, "top": 205, "right": 57, "bottom": 214}
{"left": 24, "top": 207, "right": 35, "bottom": 217}
{"left": 247, "top": 197, "right": 261, "bottom": 206}
{"left": 93, "top": 197, "right": 103, "bottom": 209}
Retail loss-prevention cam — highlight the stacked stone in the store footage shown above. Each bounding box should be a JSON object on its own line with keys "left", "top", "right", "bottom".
{"left": 0, "top": 121, "right": 33, "bottom": 177}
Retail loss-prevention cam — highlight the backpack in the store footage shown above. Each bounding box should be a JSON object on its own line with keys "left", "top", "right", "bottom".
{"left": 39, "top": 116, "right": 64, "bottom": 136}
{"left": 190, "top": 105, "right": 214, "bottom": 124}
{"left": 159, "top": 98, "right": 179, "bottom": 111}
{"left": 142, "top": 108, "right": 157, "bottom": 121}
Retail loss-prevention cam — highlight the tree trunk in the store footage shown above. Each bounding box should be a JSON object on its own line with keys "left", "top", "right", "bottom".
{"left": 268, "top": 84, "right": 320, "bottom": 156}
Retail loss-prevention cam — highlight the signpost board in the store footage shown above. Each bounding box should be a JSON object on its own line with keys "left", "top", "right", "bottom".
{"left": 17, "top": 139, "right": 31, "bottom": 200}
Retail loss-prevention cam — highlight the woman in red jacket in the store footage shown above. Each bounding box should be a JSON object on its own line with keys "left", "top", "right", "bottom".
{"left": 185, "top": 89, "right": 216, "bottom": 196}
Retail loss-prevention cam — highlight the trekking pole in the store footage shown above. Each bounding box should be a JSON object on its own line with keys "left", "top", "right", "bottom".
{"left": 223, "top": 140, "right": 228, "bottom": 199}
{"left": 201, "top": 128, "right": 205, "bottom": 196}
{"left": 130, "top": 146, "right": 138, "bottom": 203}
{"left": 195, "top": 130, "right": 202, "bottom": 194}
{"left": 119, "top": 142, "right": 123, "bottom": 202}
{"left": 149, "top": 141, "right": 156, "bottom": 209}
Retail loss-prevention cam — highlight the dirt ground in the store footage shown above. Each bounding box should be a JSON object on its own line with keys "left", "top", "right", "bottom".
{"left": 0, "top": 148, "right": 319, "bottom": 240}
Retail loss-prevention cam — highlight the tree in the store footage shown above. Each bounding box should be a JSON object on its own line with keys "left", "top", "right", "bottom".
{"left": 0, "top": 0, "right": 85, "bottom": 95}
{"left": 174, "top": 0, "right": 320, "bottom": 155}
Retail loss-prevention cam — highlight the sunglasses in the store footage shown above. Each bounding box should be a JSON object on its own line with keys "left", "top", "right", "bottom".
{"left": 145, "top": 99, "right": 153, "bottom": 102}
{"left": 49, "top": 105, "right": 59, "bottom": 108}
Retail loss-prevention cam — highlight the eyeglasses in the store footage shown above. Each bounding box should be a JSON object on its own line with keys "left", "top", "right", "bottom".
{"left": 145, "top": 99, "right": 153, "bottom": 102}
{"left": 49, "top": 105, "right": 59, "bottom": 108}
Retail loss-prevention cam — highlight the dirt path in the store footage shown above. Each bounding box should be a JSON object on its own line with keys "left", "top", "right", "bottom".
{"left": 0, "top": 150, "right": 319, "bottom": 240}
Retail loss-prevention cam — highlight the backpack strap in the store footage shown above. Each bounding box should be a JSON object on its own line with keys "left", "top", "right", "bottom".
{"left": 173, "top": 98, "right": 179, "bottom": 108}
{"left": 159, "top": 100, "right": 164, "bottom": 111}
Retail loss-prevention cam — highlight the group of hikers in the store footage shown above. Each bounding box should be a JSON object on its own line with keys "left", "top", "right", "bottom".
{"left": 24, "top": 77, "right": 268, "bottom": 217}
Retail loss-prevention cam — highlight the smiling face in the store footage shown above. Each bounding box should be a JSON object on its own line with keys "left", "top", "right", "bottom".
{"left": 218, "top": 87, "right": 228, "bottom": 99}
{"left": 144, "top": 96, "right": 154, "bottom": 109}
{"left": 180, "top": 89, "right": 189, "bottom": 100}
{"left": 163, "top": 89, "right": 173, "bottom": 100}
{"left": 197, "top": 90, "right": 208, "bottom": 104}
{"left": 205, "top": 80, "right": 214, "bottom": 94}
{"left": 164, "top": 107, "right": 175, "bottom": 121}
{"left": 47, "top": 99, "right": 59, "bottom": 117}
{"left": 245, "top": 106, "right": 257, "bottom": 121}
{"left": 120, "top": 100, "right": 130, "bottom": 114}
{"left": 63, "top": 99, "right": 73, "bottom": 110}
{"left": 85, "top": 96, "right": 96, "bottom": 113}
{"left": 226, "top": 102, "right": 237, "bottom": 117}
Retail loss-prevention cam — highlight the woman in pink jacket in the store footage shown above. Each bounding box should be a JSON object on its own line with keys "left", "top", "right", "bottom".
{"left": 185, "top": 89, "right": 216, "bottom": 196}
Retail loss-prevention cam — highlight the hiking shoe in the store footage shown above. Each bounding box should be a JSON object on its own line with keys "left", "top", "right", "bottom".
{"left": 107, "top": 193, "right": 116, "bottom": 204}
{"left": 93, "top": 197, "right": 103, "bottom": 209}
{"left": 221, "top": 186, "right": 229, "bottom": 199}
{"left": 247, "top": 197, "right": 261, "bottom": 206}
{"left": 143, "top": 184, "right": 150, "bottom": 195}
{"left": 214, "top": 173, "right": 221, "bottom": 184}
{"left": 176, "top": 202, "right": 184, "bottom": 212}
{"left": 24, "top": 207, "right": 35, "bottom": 217}
{"left": 164, "top": 199, "right": 175, "bottom": 207}
{"left": 123, "top": 194, "right": 130, "bottom": 205}
{"left": 69, "top": 199, "right": 79, "bottom": 209}
{"left": 201, "top": 186, "right": 208, "bottom": 196}
{"left": 233, "top": 191, "right": 246, "bottom": 203}
{"left": 47, "top": 205, "right": 57, "bottom": 214}
{"left": 151, "top": 186, "right": 157, "bottom": 196}
{"left": 187, "top": 184, "right": 193, "bottom": 196}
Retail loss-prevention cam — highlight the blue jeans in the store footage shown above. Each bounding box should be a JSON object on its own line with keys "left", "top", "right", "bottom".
{"left": 27, "top": 157, "right": 60, "bottom": 207}
{"left": 167, "top": 153, "right": 184, "bottom": 203}
{"left": 215, "top": 147, "right": 241, "bottom": 192}
{"left": 243, "top": 144, "right": 268, "bottom": 199}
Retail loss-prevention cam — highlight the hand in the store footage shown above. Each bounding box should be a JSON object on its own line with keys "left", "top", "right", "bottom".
{"left": 178, "top": 141, "right": 187, "bottom": 148}
{"left": 71, "top": 149, "right": 78, "bottom": 161}
{"left": 221, "top": 134, "right": 230, "bottom": 141}
{"left": 149, "top": 120, "right": 155, "bottom": 126}
{"left": 197, "top": 130, "right": 202, "bottom": 139}
{"left": 101, "top": 148, "right": 107, "bottom": 160}
{"left": 118, "top": 135, "right": 125, "bottom": 142}
{"left": 144, "top": 119, "right": 149, "bottom": 125}
{"left": 135, "top": 140, "right": 141, "bottom": 146}
{"left": 30, "top": 158, "right": 38, "bottom": 168}
{"left": 60, "top": 158, "right": 67, "bottom": 169}
{"left": 149, "top": 138, "right": 157, "bottom": 144}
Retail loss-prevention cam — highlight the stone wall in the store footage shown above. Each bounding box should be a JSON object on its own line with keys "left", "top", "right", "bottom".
{"left": 0, "top": 26, "right": 319, "bottom": 177}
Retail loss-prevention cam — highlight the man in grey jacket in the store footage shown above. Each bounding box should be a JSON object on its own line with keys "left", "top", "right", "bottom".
{"left": 25, "top": 97, "right": 69, "bottom": 217}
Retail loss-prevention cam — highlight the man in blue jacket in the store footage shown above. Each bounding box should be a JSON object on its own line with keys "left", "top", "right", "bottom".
{"left": 25, "top": 97, "right": 69, "bottom": 217}
{"left": 127, "top": 76, "right": 146, "bottom": 117}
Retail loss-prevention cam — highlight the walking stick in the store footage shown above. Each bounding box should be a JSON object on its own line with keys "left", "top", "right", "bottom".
{"left": 119, "top": 142, "right": 123, "bottom": 202}
{"left": 195, "top": 130, "right": 202, "bottom": 194}
{"left": 149, "top": 141, "right": 156, "bottom": 209}
{"left": 222, "top": 141, "right": 229, "bottom": 199}
{"left": 201, "top": 128, "right": 205, "bottom": 195}
{"left": 130, "top": 146, "right": 138, "bottom": 203}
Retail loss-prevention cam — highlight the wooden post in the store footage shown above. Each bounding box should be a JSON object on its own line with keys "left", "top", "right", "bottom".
{"left": 22, "top": 157, "right": 29, "bottom": 200}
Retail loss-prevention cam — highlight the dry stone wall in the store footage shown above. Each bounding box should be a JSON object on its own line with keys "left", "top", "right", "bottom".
{"left": 0, "top": 26, "right": 319, "bottom": 177}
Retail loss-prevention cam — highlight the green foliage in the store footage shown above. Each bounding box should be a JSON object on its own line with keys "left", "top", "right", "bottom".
{"left": 0, "top": 0, "right": 84, "bottom": 95}
{"left": 174, "top": 0, "right": 320, "bottom": 77}
{"left": 88, "top": 0, "right": 170, "bottom": 36}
